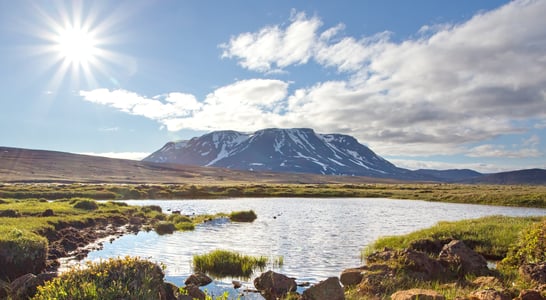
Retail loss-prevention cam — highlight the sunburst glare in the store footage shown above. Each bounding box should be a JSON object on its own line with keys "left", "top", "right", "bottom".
{"left": 28, "top": 1, "right": 128, "bottom": 92}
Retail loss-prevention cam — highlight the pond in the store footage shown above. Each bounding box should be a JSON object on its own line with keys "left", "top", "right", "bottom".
{"left": 84, "top": 198, "right": 546, "bottom": 298}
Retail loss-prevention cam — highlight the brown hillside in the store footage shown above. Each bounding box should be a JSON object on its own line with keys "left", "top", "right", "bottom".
{"left": 0, "top": 146, "right": 397, "bottom": 184}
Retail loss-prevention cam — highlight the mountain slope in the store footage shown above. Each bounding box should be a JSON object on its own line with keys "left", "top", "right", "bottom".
{"left": 0, "top": 146, "right": 397, "bottom": 184}
{"left": 144, "top": 128, "right": 423, "bottom": 180}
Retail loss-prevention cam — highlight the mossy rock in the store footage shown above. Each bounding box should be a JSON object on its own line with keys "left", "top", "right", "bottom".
{"left": 72, "top": 199, "right": 99, "bottom": 210}
{"left": 154, "top": 222, "right": 175, "bottom": 235}
{"left": 0, "top": 228, "right": 47, "bottom": 281}
{"left": 229, "top": 210, "right": 257, "bottom": 222}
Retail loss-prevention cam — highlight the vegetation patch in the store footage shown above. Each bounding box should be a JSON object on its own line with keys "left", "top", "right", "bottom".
{"left": 364, "top": 215, "right": 545, "bottom": 260}
{"left": 71, "top": 198, "right": 99, "bottom": 210}
{"left": 33, "top": 257, "right": 165, "bottom": 300}
{"left": 154, "top": 221, "right": 176, "bottom": 235}
{"left": 193, "top": 249, "right": 268, "bottom": 278}
{"left": 0, "top": 227, "right": 47, "bottom": 281}
{"left": 229, "top": 210, "right": 257, "bottom": 222}
{"left": 500, "top": 219, "right": 546, "bottom": 268}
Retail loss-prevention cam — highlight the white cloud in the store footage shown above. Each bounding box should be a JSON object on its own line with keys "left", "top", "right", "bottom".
{"left": 388, "top": 158, "right": 511, "bottom": 174}
{"left": 220, "top": 11, "right": 321, "bottom": 72}
{"left": 81, "top": 0, "right": 546, "bottom": 161}
{"left": 466, "top": 144, "right": 542, "bottom": 158}
{"left": 81, "top": 152, "right": 150, "bottom": 160}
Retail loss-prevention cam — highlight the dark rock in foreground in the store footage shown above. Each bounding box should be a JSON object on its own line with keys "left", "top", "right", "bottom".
{"left": 254, "top": 270, "right": 297, "bottom": 300}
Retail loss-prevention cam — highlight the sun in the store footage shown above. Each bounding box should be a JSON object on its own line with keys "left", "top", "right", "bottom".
{"left": 29, "top": 1, "right": 126, "bottom": 90}
{"left": 55, "top": 26, "right": 98, "bottom": 65}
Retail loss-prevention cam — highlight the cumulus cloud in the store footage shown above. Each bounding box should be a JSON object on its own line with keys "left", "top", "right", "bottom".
{"left": 466, "top": 144, "right": 542, "bottom": 158}
{"left": 220, "top": 11, "right": 321, "bottom": 72}
{"left": 81, "top": 0, "right": 546, "bottom": 160}
{"left": 81, "top": 79, "right": 289, "bottom": 131}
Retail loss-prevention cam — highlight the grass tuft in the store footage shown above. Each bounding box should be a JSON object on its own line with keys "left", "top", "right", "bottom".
{"left": 193, "top": 249, "right": 267, "bottom": 278}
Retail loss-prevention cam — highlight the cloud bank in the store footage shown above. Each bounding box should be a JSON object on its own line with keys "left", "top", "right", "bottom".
{"left": 81, "top": 0, "right": 546, "bottom": 161}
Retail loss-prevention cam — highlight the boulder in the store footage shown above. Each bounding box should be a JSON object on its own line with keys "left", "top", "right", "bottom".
{"left": 391, "top": 288, "right": 446, "bottom": 300}
{"left": 302, "top": 277, "right": 344, "bottom": 300}
{"left": 468, "top": 288, "right": 510, "bottom": 300}
{"left": 9, "top": 273, "right": 41, "bottom": 299}
{"left": 516, "top": 289, "right": 544, "bottom": 300}
{"left": 232, "top": 280, "right": 242, "bottom": 289}
{"left": 439, "top": 240, "right": 490, "bottom": 277}
{"left": 184, "top": 272, "right": 212, "bottom": 286}
{"left": 185, "top": 284, "right": 205, "bottom": 300}
{"left": 399, "top": 249, "right": 448, "bottom": 280}
{"left": 340, "top": 267, "right": 365, "bottom": 286}
{"left": 254, "top": 270, "right": 297, "bottom": 300}
{"left": 520, "top": 263, "right": 546, "bottom": 285}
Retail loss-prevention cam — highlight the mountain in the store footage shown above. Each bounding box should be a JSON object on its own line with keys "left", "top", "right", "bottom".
{"left": 462, "top": 168, "right": 546, "bottom": 185}
{"left": 0, "top": 146, "right": 395, "bottom": 184}
{"left": 413, "top": 169, "right": 483, "bottom": 182}
{"left": 144, "top": 128, "right": 427, "bottom": 180}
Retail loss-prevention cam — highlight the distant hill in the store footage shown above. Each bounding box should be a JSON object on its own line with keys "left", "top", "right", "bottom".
{"left": 0, "top": 146, "right": 397, "bottom": 184}
{"left": 463, "top": 168, "right": 546, "bottom": 185}
{"left": 413, "top": 169, "right": 483, "bottom": 182}
{"left": 144, "top": 128, "right": 429, "bottom": 181}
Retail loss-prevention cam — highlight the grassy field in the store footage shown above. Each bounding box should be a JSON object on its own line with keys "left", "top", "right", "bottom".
{"left": 1, "top": 182, "right": 545, "bottom": 208}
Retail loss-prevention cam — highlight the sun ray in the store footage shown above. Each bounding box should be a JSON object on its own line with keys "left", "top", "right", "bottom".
{"left": 24, "top": 1, "right": 131, "bottom": 93}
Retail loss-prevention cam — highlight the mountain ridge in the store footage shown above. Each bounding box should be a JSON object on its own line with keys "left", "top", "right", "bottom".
{"left": 144, "top": 128, "right": 423, "bottom": 180}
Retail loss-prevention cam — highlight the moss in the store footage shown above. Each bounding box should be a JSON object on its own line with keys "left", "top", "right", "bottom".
{"left": 229, "top": 210, "right": 257, "bottom": 222}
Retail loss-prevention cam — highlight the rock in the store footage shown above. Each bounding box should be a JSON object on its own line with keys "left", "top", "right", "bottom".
{"left": 302, "top": 277, "right": 344, "bottom": 300}
{"left": 399, "top": 249, "right": 448, "bottom": 280}
{"left": 472, "top": 276, "right": 503, "bottom": 288}
{"left": 9, "top": 273, "right": 40, "bottom": 299}
{"left": 42, "top": 209, "right": 54, "bottom": 217}
{"left": 391, "top": 288, "right": 446, "bottom": 300}
{"left": 254, "top": 270, "right": 297, "bottom": 300}
{"left": 161, "top": 282, "right": 178, "bottom": 300}
{"left": 0, "top": 209, "right": 20, "bottom": 217}
{"left": 520, "top": 263, "right": 546, "bottom": 285}
{"left": 468, "top": 288, "right": 510, "bottom": 300}
{"left": 232, "top": 280, "right": 242, "bottom": 289}
{"left": 516, "top": 289, "right": 544, "bottom": 300}
{"left": 184, "top": 272, "right": 212, "bottom": 286}
{"left": 185, "top": 284, "right": 205, "bottom": 300}
{"left": 439, "top": 240, "right": 490, "bottom": 277}
{"left": 340, "top": 267, "right": 365, "bottom": 286}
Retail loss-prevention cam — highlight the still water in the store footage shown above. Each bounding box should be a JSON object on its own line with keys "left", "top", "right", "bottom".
{"left": 86, "top": 198, "right": 545, "bottom": 297}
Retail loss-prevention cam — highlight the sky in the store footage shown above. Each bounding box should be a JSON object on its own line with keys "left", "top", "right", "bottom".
{"left": 1, "top": 0, "right": 545, "bottom": 173}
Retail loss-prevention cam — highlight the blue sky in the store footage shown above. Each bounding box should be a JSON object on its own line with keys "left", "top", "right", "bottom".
{"left": 1, "top": 0, "right": 545, "bottom": 173}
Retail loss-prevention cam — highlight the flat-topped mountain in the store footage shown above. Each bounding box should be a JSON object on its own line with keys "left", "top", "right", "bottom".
{"left": 145, "top": 128, "right": 424, "bottom": 180}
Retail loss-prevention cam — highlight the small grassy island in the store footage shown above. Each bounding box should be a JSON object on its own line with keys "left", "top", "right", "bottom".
{"left": 0, "top": 183, "right": 545, "bottom": 299}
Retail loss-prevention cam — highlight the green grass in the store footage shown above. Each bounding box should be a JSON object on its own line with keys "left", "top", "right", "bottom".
{"left": 32, "top": 257, "right": 165, "bottom": 300}
{"left": 192, "top": 249, "right": 268, "bottom": 278}
{"left": 229, "top": 210, "right": 257, "bottom": 222}
{"left": 0, "top": 227, "right": 47, "bottom": 281}
{"left": 364, "top": 215, "right": 545, "bottom": 260}
{"left": 1, "top": 183, "right": 546, "bottom": 208}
